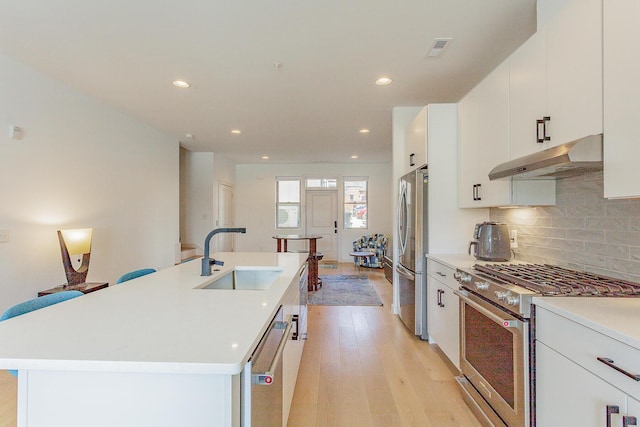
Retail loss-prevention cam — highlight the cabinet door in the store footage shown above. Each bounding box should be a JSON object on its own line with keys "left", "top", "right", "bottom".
{"left": 546, "top": 0, "right": 603, "bottom": 146}
{"left": 282, "top": 279, "right": 302, "bottom": 426}
{"left": 457, "top": 58, "right": 511, "bottom": 208}
{"left": 438, "top": 284, "right": 460, "bottom": 370}
{"left": 604, "top": 0, "right": 640, "bottom": 198}
{"left": 405, "top": 107, "right": 427, "bottom": 173}
{"left": 537, "top": 341, "right": 627, "bottom": 427}
{"left": 426, "top": 270, "right": 460, "bottom": 370}
{"left": 426, "top": 275, "right": 443, "bottom": 345}
{"left": 509, "top": 30, "right": 548, "bottom": 159}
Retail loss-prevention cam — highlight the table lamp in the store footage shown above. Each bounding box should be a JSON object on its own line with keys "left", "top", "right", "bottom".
{"left": 57, "top": 228, "right": 92, "bottom": 286}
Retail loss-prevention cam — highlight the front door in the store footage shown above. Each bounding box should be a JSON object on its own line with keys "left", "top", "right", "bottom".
{"left": 305, "top": 190, "right": 338, "bottom": 261}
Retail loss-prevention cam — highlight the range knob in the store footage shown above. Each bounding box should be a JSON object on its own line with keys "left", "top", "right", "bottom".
{"left": 454, "top": 272, "right": 472, "bottom": 283}
{"left": 506, "top": 296, "right": 520, "bottom": 306}
{"left": 495, "top": 291, "right": 512, "bottom": 301}
{"left": 474, "top": 281, "right": 490, "bottom": 291}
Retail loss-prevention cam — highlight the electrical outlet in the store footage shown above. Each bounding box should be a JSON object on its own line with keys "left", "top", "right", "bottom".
{"left": 0, "top": 229, "right": 9, "bottom": 243}
{"left": 510, "top": 230, "right": 518, "bottom": 249}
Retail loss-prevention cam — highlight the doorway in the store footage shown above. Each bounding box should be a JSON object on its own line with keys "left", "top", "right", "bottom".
{"left": 305, "top": 190, "right": 338, "bottom": 261}
{"left": 217, "top": 182, "right": 234, "bottom": 252}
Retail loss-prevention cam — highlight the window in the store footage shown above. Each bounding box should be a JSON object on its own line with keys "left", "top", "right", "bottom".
{"left": 344, "top": 178, "right": 367, "bottom": 229}
{"left": 276, "top": 178, "right": 301, "bottom": 228}
{"left": 306, "top": 178, "right": 337, "bottom": 189}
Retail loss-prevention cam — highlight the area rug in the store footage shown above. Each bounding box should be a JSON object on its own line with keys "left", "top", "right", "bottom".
{"left": 309, "top": 275, "right": 382, "bottom": 306}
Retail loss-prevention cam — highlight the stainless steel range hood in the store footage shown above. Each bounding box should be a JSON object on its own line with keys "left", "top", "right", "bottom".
{"left": 489, "top": 134, "right": 603, "bottom": 180}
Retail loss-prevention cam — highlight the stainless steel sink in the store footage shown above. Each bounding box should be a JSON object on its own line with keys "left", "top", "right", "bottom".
{"left": 196, "top": 267, "right": 283, "bottom": 290}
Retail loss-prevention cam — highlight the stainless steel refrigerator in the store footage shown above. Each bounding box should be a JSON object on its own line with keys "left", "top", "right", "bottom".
{"left": 397, "top": 166, "right": 428, "bottom": 340}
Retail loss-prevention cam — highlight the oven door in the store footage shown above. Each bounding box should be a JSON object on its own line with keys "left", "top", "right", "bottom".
{"left": 455, "top": 289, "right": 528, "bottom": 427}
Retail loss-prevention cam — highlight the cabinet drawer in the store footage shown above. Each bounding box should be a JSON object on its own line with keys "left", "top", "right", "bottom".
{"left": 536, "top": 307, "right": 640, "bottom": 400}
{"left": 426, "top": 259, "right": 458, "bottom": 291}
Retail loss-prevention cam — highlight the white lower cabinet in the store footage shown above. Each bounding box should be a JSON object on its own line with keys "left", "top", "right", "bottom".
{"left": 282, "top": 264, "right": 306, "bottom": 426}
{"left": 426, "top": 259, "right": 459, "bottom": 370}
{"left": 536, "top": 306, "right": 640, "bottom": 426}
{"left": 537, "top": 342, "right": 627, "bottom": 426}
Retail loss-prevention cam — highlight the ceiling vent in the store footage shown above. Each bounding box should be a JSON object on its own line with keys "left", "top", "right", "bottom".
{"left": 426, "top": 38, "right": 452, "bottom": 58}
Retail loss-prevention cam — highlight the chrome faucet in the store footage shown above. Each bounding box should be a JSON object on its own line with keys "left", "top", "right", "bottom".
{"left": 201, "top": 227, "right": 247, "bottom": 276}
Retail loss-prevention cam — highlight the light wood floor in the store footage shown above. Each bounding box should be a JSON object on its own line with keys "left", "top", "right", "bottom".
{"left": 288, "top": 263, "right": 482, "bottom": 427}
{"left": 0, "top": 263, "right": 481, "bottom": 427}
{"left": 0, "top": 370, "right": 16, "bottom": 427}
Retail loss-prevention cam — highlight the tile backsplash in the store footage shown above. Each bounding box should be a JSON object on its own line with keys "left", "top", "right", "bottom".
{"left": 490, "top": 171, "right": 640, "bottom": 283}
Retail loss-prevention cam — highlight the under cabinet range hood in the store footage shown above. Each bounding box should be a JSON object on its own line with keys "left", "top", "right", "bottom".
{"left": 489, "top": 134, "right": 603, "bottom": 180}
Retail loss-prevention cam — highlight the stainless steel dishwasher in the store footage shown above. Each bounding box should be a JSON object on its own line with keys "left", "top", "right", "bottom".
{"left": 241, "top": 306, "right": 292, "bottom": 427}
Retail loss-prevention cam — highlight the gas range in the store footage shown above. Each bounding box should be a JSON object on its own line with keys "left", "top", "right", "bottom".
{"left": 454, "top": 263, "right": 640, "bottom": 319}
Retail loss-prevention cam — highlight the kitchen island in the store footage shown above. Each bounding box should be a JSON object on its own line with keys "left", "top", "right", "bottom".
{"left": 0, "top": 252, "right": 308, "bottom": 427}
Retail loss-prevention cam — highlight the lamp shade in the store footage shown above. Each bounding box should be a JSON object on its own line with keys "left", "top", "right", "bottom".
{"left": 59, "top": 228, "right": 92, "bottom": 255}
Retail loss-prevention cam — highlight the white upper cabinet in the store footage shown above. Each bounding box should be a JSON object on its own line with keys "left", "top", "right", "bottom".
{"left": 546, "top": 0, "right": 603, "bottom": 145}
{"left": 458, "top": 59, "right": 555, "bottom": 208}
{"left": 510, "top": 0, "right": 602, "bottom": 160}
{"left": 603, "top": 0, "right": 640, "bottom": 198}
{"left": 404, "top": 108, "right": 428, "bottom": 173}
{"left": 458, "top": 58, "right": 511, "bottom": 208}
{"left": 509, "top": 30, "right": 548, "bottom": 159}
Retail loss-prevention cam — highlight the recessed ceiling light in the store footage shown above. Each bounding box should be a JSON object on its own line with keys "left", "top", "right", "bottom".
{"left": 375, "top": 77, "right": 392, "bottom": 86}
{"left": 262, "top": 156, "right": 269, "bottom": 160}
{"left": 351, "top": 155, "right": 358, "bottom": 159}
{"left": 359, "top": 129, "right": 370, "bottom": 134}
{"left": 231, "top": 129, "right": 242, "bottom": 134}
{"left": 172, "top": 80, "right": 191, "bottom": 88}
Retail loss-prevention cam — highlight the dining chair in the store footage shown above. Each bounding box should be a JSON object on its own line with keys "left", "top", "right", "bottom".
{"left": 116, "top": 268, "right": 156, "bottom": 284}
{"left": 0, "top": 290, "right": 84, "bottom": 377}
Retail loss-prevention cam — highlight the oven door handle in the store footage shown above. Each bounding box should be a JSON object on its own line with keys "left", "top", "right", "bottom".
{"left": 454, "top": 290, "right": 521, "bottom": 329}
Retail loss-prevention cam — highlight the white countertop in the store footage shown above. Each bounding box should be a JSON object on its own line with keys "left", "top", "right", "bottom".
{"left": 533, "top": 297, "right": 640, "bottom": 351}
{"left": 426, "top": 253, "right": 478, "bottom": 270}
{"left": 426, "top": 253, "right": 525, "bottom": 270}
{"left": 0, "top": 252, "right": 307, "bottom": 376}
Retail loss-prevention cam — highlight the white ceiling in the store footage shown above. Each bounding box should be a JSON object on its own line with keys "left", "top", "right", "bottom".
{"left": 0, "top": 0, "right": 536, "bottom": 164}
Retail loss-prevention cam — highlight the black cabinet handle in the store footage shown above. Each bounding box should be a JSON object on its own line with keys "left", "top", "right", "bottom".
{"left": 536, "top": 119, "right": 544, "bottom": 143}
{"left": 472, "top": 184, "right": 482, "bottom": 201}
{"left": 597, "top": 357, "right": 640, "bottom": 381}
{"left": 409, "top": 153, "right": 415, "bottom": 167}
{"left": 436, "top": 289, "right": 445, "bottom": 308}
{"left": 607, "top": 405, "right": 620, "bottom": 427}
{"left": 292, "top": 314, "right": 299, "bottom": 340}
{"left": 624, "top": 416, "right": 638, "bottom": 427}
{"left": 542, "top": 116, "right": 551, "bottom": 142}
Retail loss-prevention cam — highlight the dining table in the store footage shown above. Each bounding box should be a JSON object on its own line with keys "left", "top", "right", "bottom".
{"left": 272, "top": 234, "right": 323, "bottom": 291}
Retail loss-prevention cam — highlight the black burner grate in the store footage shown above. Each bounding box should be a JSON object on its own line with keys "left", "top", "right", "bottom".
{"left": 474, "top": 264, "right": 640, "bottom": 296}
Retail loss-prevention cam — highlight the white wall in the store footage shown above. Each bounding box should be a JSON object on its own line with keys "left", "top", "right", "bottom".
{"left": 0, "top": 53, "right": 179, "bottom": 312}
{"left": 179, "top": 150, "right": 236, "bottom": 254}
{"left": 234, "top": 163, "right": 392, "bottom": 261}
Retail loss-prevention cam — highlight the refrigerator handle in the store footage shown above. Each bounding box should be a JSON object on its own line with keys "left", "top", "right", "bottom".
{"left": 396, "top": 264, "right": 414, "bottom": 280}
{"left": 397, "top": 181, "right": 408, "bottom": 256}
